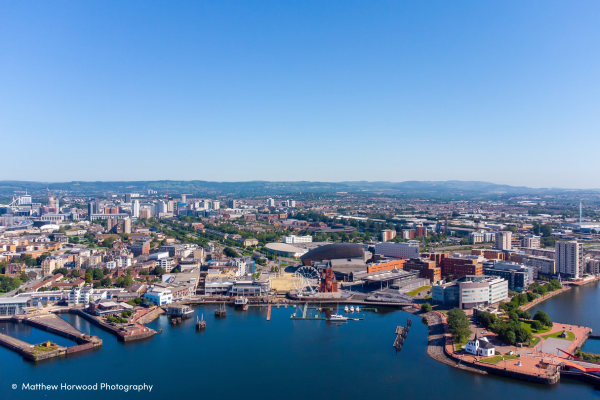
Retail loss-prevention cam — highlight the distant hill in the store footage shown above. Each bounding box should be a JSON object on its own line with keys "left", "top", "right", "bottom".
{"left": 0, "top": 180, "right": 591, "bottom": 198}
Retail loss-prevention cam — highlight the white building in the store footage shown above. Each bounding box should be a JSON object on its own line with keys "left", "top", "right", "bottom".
{"left": 465, "top": 335, "right": 495, "bottom": 357}
{"left": 282, "top": 235, "right": 313, "bottom": 244}
{"left": 495, "top": 231, "right": 512, "bottom": 250}
{"left": 144, "top": 288, "right": 173, "bottom": 306}
{"left": 132, "top": 200, "right": 140, "bottom": 218}
{"left": 522, "top": 235, "right": 540, "bottom": 249}
{"left": 286, "top": 200, "right": 296, "bottom": 207}
{"left": 469, "top": 232, "right": 484, "bottom": 244}
{"left": 374, "top": 242, "right": 420, "bottom": 259}
{"left": 158, "top": 257, "right": 175, "bottom": 273}
{"left": 68, "top": 287, "right": 92, "bottom": 307}
{"left": 484, "top": 232, "right": 496, "bottom": 242}
{"left": 105, "top": 261, "right": 117, "bottom": 269}
{"left": 432, "top": 275, "right": 508, "bottom": 309}
{"left": 555, "top": 240, "right": 583, "bottom": 279}
{"left": 267, "top": 198, "right": 275, "bottom": 207}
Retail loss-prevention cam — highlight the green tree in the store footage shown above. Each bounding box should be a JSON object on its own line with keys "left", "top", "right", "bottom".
{"left": 101, "top": 277, "right": 112, "bottom": 287}
{"left": 533, "top": 310, "right": 553, "bottom": 328}
{"left": 123, "top": 275, "right": 133, "bottom": 287}
{"left": 102, "top": 236, "right": 117, "bottom": 248}
{"left": 531, "top": 320, "right": 543, "bottom": 331}
{"left": 223, "top": 247, "right": 240, "bottom": 258}
{"left": 447, "top": 308, "right": 471, "bottom": 342}
{"left": 421, "top": 303, "right": 432, "bottom": 313}
{"left": 84, "top": 272, "right": 93, "bottom": 284}
{"left": 52, "top": 267, "right": 69, "bottom": 276}
{"left": 92, "top": 268, "right": 104, "bottom": 280}
{"left": 506, "top": 331, "right": 516, "bottom": 344}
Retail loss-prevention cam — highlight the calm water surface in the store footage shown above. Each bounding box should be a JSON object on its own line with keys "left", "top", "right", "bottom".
{"left": 0, "top": 301, "right": 598, "bottom": 400}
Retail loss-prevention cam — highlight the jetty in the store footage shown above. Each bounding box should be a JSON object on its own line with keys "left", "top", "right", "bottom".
{"left": 267, "top": 305, "right": 272, "bottom": 321}
{"left": 0, "top": 314, "right": 102, "bottom": 362}
{"left": 393, "top": 318, "right": 412, "bottom": 352}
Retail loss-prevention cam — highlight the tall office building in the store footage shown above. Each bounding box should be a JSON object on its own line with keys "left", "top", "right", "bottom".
{"left": 181, "top": 194, "right": 187, "bottom": 203}
{"left": 267, "top": 198, "right": 275, "bottom": 207}
{"left": 157, "top": 201, "right": 167, "bottom": 214}
{"left": 380, "top": 229, "right": 397, "bottom": 242}
{"left": 495, "top": 231, "right": 512, "bottom": 250}
{"left": 132, "top": 200, "right": 140, "bottom": 218}
{"left": 555, "top": 240, "right": 583, "bottom": 279}
{"left": 228, "top": 199, "right": 238, "bottom": 209}
{"left": 211, "top": 201, "right": 220, "bottom": 210}
{"left": 167, "top": 201, "right": 174, "bottom": 213}
{"left": 125, "top": 193, "right": 132, "bottom": 203}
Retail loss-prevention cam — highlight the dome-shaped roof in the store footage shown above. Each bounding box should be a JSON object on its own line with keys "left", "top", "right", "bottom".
{"left": 300, "top": 243, "right": 365, "bottom": 265}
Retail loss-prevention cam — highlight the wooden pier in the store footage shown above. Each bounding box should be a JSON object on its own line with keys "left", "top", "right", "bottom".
{"left": 267, "top": 305, "right": 272, "bottom": 321}
{"left": 393, "top": 318, "right": 412, "bottom": 352}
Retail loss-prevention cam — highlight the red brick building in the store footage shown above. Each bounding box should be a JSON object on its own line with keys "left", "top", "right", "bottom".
{"left": 404, "top": 258, "right": 441, "bottom": 282}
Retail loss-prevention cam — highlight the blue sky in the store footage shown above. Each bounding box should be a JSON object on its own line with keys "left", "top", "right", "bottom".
{"left": 1, "top": 1, "right": 599, "bottom": 188}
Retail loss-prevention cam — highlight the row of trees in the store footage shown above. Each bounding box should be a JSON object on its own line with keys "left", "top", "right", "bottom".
{"left": 0, "top": 275, "right": 25, "bottom": 293}
{"left": 478, "top": 311, "right": 533, "bottom": 345}
{"left": 529, "top": 280, "right": 562, "bottom": 296}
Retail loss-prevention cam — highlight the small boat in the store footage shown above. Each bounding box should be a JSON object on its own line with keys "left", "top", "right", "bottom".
{"left": 355, "top": 306, "right": 360, "bottom": 312}
{"left": 350, "top": 306, "right": 355, "bottom": 313}
{"left": 329, "top": 314, "right": 348, "bottom": 322}
{"left": 242, "top": 304, "right": 248, "bottom": 311}
{"left": 344, "top": 306, "right": 349, "bottom": 312}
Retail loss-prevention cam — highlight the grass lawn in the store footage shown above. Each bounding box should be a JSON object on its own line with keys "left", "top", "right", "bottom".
{"left": 406, "top": 286, "right": 431, "bottom": 297}
{"left": 528, "top": 336, "right": 541, "bottom": 347}
{"left": 521, "top": 321, "right": 551, "bottom": 335}
{"left": 454, "top": 336, "right": 470, "bottom": 351}
{"left": 479, "top": 354, "right": 520, "bottom": 364}
{"left": 542, "top": 330, "right": 576, "bottom": 341}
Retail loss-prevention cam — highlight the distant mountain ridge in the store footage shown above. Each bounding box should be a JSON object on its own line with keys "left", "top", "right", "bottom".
{"left": 0, "top": 180, "right": 592, "bottom": 197}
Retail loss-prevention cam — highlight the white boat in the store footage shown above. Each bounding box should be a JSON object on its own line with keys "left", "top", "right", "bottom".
{"left": 234, "top": 297, "right": 248, "bottom": 308}
{"left": 350, "top": 306, "right": 355, "bottom": 312}
{"left": 355, "top": 306, "right": 361, "bottom": 312}
{"left": 344, "top": 306, "right": 349, "bottom": 312}
{"left": 329, "top": 314, "right": 348, "bottom": 321}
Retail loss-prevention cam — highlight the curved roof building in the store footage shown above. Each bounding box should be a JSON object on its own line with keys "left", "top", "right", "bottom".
{"left": 300, "top": 243, "right": 365, "bottom": 266}
{"left": 265, "top": 243, "right": 307, "bottom": 258}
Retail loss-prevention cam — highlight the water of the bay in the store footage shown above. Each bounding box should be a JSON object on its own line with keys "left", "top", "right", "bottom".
{"left": 1, "top": 300, "right": 599, "bottom": 400}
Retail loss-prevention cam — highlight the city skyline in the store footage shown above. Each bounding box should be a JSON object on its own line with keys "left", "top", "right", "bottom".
{"left": 1, "top": 1, "right": 600, "bottom": 187}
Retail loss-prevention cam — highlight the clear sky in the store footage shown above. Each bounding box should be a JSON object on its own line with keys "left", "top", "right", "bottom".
{"left": 1, "top": 1, "right": 599, "bottom": 188}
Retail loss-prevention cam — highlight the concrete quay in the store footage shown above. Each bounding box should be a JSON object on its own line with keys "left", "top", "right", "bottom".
{"left": 0, "top": 314, "right": 102, "bottom": 362}
{"left": 426, "top": 310, "right": 562, "bottom": 385}
{"left": 72, "top": 309, "right": 155, "bottom": 342}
